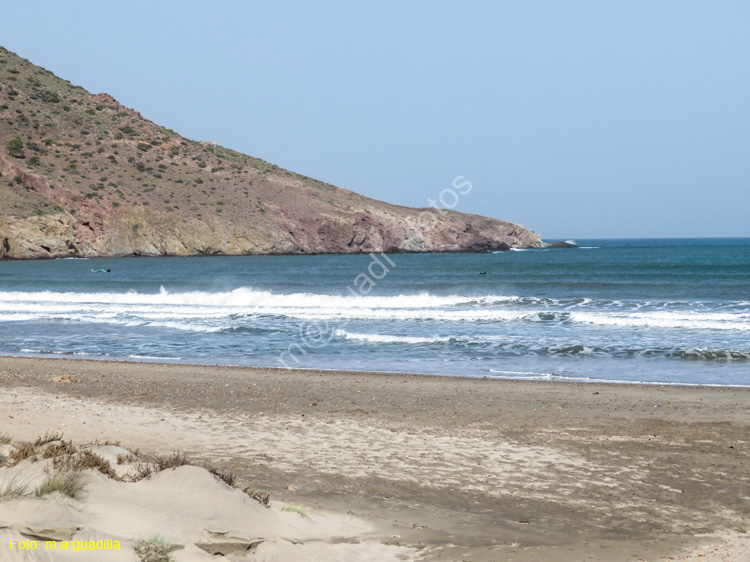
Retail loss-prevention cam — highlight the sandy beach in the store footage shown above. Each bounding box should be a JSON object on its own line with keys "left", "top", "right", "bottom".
{"left": 1, "top": 356, "right": 749, "bottom": 561}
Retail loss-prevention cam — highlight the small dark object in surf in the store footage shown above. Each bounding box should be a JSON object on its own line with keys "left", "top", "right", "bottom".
{"left": 477, "top": 271, "right": 487, "bottom": 275}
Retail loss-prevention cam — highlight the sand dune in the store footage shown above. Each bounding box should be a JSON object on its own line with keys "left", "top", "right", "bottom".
{"left": 1, "top": 438, "right": 418, "bottom": 561}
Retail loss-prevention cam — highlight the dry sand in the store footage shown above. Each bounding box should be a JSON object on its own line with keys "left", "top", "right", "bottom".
{"left": 0, "top": 357, "right": 748, "bottom": 561}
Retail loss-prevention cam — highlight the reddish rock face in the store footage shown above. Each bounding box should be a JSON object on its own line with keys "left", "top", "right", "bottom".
{"left": 0, "top": 46, "right": 543, "bottom": 260}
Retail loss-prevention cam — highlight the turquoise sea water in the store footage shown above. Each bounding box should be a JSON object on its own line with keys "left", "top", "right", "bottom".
{"left": 0, "top": 238, "right": 748, "bottom": 386}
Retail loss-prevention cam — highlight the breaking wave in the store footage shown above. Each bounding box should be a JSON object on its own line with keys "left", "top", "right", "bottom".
{"left": 0, "top": 288, "right": 748, "bottom": 333}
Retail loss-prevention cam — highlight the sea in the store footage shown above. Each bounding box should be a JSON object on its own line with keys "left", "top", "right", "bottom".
{"left": 0, "top": 238, "right": 748, "bottom": 387}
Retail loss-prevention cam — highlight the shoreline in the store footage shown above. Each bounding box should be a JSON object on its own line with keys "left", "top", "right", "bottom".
{"left": 3, "top": 354, "right": 749, "bottom": 389}
{"left": 2, "top": 236, "right": 748, "bottom": 262}
{"left": 2, "top": 355, "right": 749, "bottom": 561}
{"left": 0, "top": 245, "right": 542, "bottom": 262}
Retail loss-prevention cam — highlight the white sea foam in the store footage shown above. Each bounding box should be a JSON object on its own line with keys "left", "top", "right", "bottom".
{"left": 334, "top": 329, "right": 455, "bottom": 345}
{"left": 19, "top": 348, "right": 103, "bottom": 356}
{"left": 0, "top": 288, "right": 747, "bottom": 332}
{"left": 489, "top": 369, "right": 563, "bottom": 377}
{"left": 128, "top": 354, "right": 184, "bottom": 360}
{"left": 144, "top": 321, "right": 226, "bottom": 333}
{"left": 488, "top": 369, "right": 750, "bottom": 387}
{"left": 568, "top": 310, "right": 750, "bottom": 331}
{"left": 0, "top": 287, "right": 489, "bottom": 309}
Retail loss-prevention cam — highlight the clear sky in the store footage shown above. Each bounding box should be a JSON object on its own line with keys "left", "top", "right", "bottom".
{"left": 2, "top": 1, "right": 748, "bottom": 238}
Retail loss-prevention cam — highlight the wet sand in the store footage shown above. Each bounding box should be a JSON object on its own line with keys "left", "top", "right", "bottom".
{"left": 1, "top": 356, "right": 749, "bottom": 561}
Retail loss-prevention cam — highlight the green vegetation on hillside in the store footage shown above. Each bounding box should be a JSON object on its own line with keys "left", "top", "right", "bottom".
{"left": 0, "top": 45, "right": 337, "bottom": 224}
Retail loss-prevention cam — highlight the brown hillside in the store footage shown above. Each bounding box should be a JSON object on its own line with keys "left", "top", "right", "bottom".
{"left": 0, "top": 46, "right": 542, "bottom": 259}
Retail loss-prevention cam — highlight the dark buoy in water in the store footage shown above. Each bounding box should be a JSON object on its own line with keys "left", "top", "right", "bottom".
{"left": 478, "top": 271, "right": 487, "bottom": 275}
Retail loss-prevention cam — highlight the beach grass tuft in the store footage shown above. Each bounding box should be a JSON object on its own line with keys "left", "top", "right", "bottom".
{"left": 122, "top": 451, "right": 189, "bottom": 483}
{"left": 207, "top": 466, "right": 236, "bottom": 487}
{"left": 35, "top": 471, "right": 86, "bottom": 499}
{"left": 42, "top": 439, "right": 77, "bottom": 460}
{"left": 9, "top": 442, "right": 38, "bottom": 465}
{"left": 117, "top": 452, "right": 139, "bottom": 465}
{"left": 34, "top": 431, "right": 63, "bottom": 446}
{"left": 133, "top": 535, "right": 175, "bottom": 562}
{"left": 54, "top": 449, "right": 119, "bottom": 479}
{"left": 244, "top": 487, "right": 271, "bottom": 508}
{"left": 0, "top": 476, "right": 29, "bottom": 499}
{"left": 126, "top": 462, "right": 155, "bottom": 482}
{"left": 153, "top": 452, "right": 189, "bottom": 472}
{"left": 0, "top": 432, "right": 11, "bottom": 445}
{"left": 89, "top": 438, "right": 122, "bottom": 447}
{"left": 281, "top": 504, "right": 308, "bottom": 518}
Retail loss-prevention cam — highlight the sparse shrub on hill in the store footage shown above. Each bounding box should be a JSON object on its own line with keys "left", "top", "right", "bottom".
{"left": 38, "top": 89, "right": 60, "bottom": 103}
{"left": 7, "top": 137, "right": 24, "bottom": 158}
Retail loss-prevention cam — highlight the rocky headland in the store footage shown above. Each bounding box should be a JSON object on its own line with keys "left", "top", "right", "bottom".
{"left": 0, "top": 46, "right": 542, "bottom": 260}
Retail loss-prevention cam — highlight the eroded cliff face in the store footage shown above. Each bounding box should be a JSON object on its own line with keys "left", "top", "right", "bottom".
{"left": 0, "top": 46, "right": 542, "bottom": 260}
{"left": 0, "top": 200, "right": 541, "bottom": 259}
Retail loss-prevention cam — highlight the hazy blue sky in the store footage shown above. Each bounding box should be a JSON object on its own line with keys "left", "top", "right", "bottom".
{"left": 2, "top": 1, "right": 748, "bottom": 238}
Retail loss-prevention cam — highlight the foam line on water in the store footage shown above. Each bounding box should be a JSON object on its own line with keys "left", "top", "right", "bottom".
{"left": 334, "top": 329, "right": 458, "bottom": 345}
{"left": 1, "top": 288, "right": 748, "bottom": 332}
{"left": 0, "top": 287, "right": 509, "bottom": 308}
{"left": 487, "top": 369, "right": 750, "bottom": 387}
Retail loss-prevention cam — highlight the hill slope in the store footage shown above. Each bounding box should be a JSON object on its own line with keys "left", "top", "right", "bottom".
{"left": 0, "top": 46, "right": 542, "bottom": 259}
